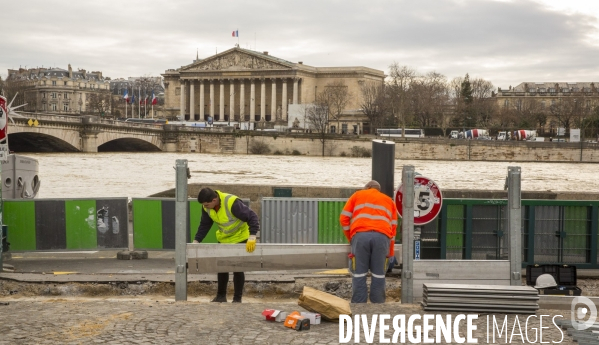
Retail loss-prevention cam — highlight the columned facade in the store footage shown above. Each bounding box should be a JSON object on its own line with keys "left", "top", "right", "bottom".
{"left": 164, "top": 46, "right": 384, "bottom": 131}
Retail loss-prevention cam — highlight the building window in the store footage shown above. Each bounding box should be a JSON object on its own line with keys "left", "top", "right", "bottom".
{"left": 63, "top": 104, "right": 69, "bottom": 112}
{"left": 516, "top": 100, "right": 522, "bottom": 111}
{"left": 64, "top": 81, "right": 67, "bottom": 86}
{"left": 330, "top": 125, "right": 336, "bottom": 134}
{"left": 551, "top": 100, "right": 556, "bottom": 106}
{"left": 51, "top": 92, "right": 57, "bottom": 99}
{"left": 541, "top": 101, "right": 546, "bottom": 109}
{"left": 539, "top": 88, "right": 546, "bottom": 92}
{"left": 64, "top": 93, "right": 68, "bottom": 99}
{"left": 562, "top": 88, "right": 569, "bottom": 93}
{"left": 175, "top": 87, "right": 181, "bottom": 96}
{"left": 549, "top": 88, "right": 556, "bottom": 92}
{"left": 342, "top": 123, "right": 348, "bottom": 134}
{"left": 528, "top": 88, "right": 535, "bottom": 93}
{"left": 52, "top": 81, "right": 56, "bottom": 86}
{"left": 51, "top": 104, "right": 57, "bottom": 111}
{"left": 504, "top": 99, "right": 509, "bottom": 107}
{"left": 42, "top": 93, "right": 45, "bottom": 99}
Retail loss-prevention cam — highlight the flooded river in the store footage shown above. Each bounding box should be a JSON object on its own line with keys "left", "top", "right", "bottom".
{"left": 27, "top": 152, "right": 598, "bottom": 199}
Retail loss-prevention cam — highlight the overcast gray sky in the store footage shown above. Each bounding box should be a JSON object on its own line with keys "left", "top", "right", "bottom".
{"left": 2, "top": 0, "right": 599, "bottom": 89}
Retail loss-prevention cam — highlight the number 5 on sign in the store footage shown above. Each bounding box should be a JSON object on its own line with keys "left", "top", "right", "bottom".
{"left": 395, "top": 175, "right": 443, "bottom": 226}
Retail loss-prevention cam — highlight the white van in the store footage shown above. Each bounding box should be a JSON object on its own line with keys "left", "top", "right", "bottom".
{"left": 449, "top": 130, "right": 459, "bottom": 139}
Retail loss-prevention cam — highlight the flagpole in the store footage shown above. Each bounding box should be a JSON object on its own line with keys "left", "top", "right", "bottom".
{"left": 125, "top": 96, "right": 127, "bottom": 118}
{"left": 138, "top": 86, "right": 141, "bottom": 118}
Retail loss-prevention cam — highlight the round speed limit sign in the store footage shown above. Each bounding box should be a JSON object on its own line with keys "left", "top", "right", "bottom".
{"left": 395, "top": 175, "right": 443, "bottom": 225}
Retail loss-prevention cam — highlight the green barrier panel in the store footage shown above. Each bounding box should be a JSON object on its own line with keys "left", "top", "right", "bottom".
{"left": 317, "top": 201, "right": 347, "bottom": 244}
{"left": 564, "top": 206, "right": 590, "bottom": 263}
{"left": 133, "top": 199, "right": 163, "bottom": 249}
{"left": 3, "top": 200, "right": 36, "bottom": 251}
{"left": 189, "top": 201, "right": 218, "bottom": 243}
{"left": 445, "top": 204, "right": 465, "bottom": 259}
{"left": 65, "top": 200, "right": 97, "bottom": 250}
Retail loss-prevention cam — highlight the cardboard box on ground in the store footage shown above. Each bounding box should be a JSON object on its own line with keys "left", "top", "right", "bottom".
{"left": 298, "top": 286, "right": 352, "bottom": 321}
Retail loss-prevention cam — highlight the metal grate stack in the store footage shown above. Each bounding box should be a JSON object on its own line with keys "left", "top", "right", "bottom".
{"left": 554, "top": 318, "right": 599, "bottom": 345}
{"left": 422, "top": 283, "right": 539, "bottom": 314}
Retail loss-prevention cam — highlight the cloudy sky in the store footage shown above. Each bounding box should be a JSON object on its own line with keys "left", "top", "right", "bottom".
{"left": 2, "top": 0, "right": 599, "bottom": 89}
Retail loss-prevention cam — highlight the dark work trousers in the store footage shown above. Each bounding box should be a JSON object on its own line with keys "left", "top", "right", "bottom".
{"left": 216, "top": 239, "right": 247, "bottom": 299}
{"left": 349, "top": 231, "right": 390, "bottom": 303}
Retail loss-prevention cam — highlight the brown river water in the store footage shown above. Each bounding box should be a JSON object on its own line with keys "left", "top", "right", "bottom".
{"left": 28, "top": 152, "right": 598, "bottom": 199}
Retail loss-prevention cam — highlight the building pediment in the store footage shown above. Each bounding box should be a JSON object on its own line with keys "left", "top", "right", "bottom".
{"left": 182, "top": 49, "right": 293, "bottom": 72}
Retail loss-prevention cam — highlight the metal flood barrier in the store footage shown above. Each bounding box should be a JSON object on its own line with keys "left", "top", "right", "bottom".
{"left": 187, "top": 243, "right": 351, "bottom": 274}
{"left": 261, "top": 198, "right": 399, "bottom": 244}
{"left": 3, "top": 198, "right": 128, "bottom": 251}
{"left": 411, "top": 260, "right": 511, "bottom": 302}
{"left": 131, "top": 198, "right": 250, "bottom": 250}
{"left": 261, "top": 197, "right": 599, "bottom": 268}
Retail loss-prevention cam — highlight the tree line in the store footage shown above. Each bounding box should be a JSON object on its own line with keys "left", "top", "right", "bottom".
{"left": 306, "top": 63, "right": 599, "bottom": 140}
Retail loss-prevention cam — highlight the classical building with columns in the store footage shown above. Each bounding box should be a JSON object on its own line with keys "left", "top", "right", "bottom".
{"left": 162, "top": 46, "right": 384, "bottom": 133}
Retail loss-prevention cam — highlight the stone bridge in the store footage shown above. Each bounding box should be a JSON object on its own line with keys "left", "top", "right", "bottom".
{"left": 7, "top": 113, "right": 235, "bottom": 152}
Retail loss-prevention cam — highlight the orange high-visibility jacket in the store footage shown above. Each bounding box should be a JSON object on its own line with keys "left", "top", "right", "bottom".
{"left": 339, "top": 188, "right": 398, "bottom": 257}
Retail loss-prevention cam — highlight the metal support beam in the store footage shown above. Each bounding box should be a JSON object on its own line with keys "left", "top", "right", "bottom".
{"left": 175, "top": 159, "right": 189, "bottom": 301}
{"left": 507, "top": 166, "right": 522, "bottom": 286}
{"left": 401, "top": 165, "right": 415, "bottom": 303}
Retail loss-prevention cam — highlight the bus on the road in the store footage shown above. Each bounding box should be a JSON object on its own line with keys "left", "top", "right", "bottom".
{"left": 376, "top": 128, "right": 425, "bottom": 138}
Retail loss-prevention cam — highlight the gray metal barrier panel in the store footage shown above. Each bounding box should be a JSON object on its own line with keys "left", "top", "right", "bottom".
{"left": 187, "top": 243, "right": 351, "bottom": 274}
{"left": 261, "top": 198, "right": 319, "bottom": 243}
{"left": 413, "top": 260, "right": 511, "bottom": 301}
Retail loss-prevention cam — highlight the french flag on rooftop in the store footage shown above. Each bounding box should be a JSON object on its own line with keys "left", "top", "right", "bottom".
{"left": 232, "top": 30, "right": 238, "bottom": 37}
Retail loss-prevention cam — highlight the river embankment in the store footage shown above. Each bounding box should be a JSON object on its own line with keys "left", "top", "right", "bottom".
{"left": 177, "top": 132, "right": 599, "bottom": 162}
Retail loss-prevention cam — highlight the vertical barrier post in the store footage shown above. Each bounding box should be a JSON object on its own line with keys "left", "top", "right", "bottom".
{"left": 401, "top": 165, "right": 415, "bottom": 303}
{"left": 371, "top": 139, "right": 396, "bottom": 198}
{"left": 507, "top": 166, "right": 522, "bottom": 286}
{"left": 175, "top": 159, "right": 189, "bottom": 301}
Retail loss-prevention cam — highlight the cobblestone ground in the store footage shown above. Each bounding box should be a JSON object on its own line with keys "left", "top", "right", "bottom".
{"left": 0, "top": 298, "right": 577, "bottom": 344}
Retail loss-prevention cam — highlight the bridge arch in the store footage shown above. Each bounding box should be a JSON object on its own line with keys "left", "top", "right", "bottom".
{"left": 8, "top": 132, "right": 80, "bottom": 152}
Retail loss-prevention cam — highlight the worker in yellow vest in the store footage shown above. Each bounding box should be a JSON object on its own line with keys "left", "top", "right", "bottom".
{"left": 193, "top": 188, "right": 260, "bottom": 303}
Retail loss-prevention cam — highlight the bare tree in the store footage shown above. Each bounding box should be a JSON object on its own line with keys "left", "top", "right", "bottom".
{"left": 321, "top": 81, "right": 351, "bottom": 133}
{"left": 306, "top": 97, "right": 330, "bottom": 157}
{"left": 1, "top": 78, "right": 28, "bottom": 111}
{"left": 387, "top": 63, "right": 416, "bottom": 137}
{"left": 359, "top": 81, "right": 386, "bottom": 133}
{"left": 88, "top": 92, "right": 111, "bottom": 116}
{"left": 410, "top": 71, "right": 448, "bottom": 129}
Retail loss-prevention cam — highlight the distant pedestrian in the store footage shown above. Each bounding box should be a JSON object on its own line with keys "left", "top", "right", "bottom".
{"left": 339, "top": 180, "right": 397, "bottom": 303}
{"left": 193, "top": 188, "right": 259, "bottom": 303}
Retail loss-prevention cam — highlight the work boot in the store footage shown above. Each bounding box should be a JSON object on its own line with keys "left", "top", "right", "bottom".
{"left": 211, "top": 294, "right": 227, "bottom": 303}
{"left": 232, "top": 296, "right": 242, "bottom": 303}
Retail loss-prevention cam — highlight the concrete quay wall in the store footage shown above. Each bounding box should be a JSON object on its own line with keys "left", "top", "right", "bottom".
{"left": 152, "top": 183, "right": 599, "bottom": 223}
{"left": 175, "top": 132, "right": 599, "bottom": 162}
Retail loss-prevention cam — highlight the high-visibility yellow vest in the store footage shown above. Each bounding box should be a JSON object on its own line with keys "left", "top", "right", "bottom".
{"left": 205, "top": 191, "right": 249, "bottom": 243}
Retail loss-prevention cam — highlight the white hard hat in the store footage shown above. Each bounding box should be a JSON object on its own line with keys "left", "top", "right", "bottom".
{"left": 535, "top": 274, "right": 558, "bottom": 289}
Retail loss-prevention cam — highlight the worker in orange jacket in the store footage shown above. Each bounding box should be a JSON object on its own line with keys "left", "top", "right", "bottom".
{"left": 339, "top": 180, "right": 397, "bottom": 303}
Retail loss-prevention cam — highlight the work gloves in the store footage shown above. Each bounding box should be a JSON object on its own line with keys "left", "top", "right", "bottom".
{"left": 246, "top": 235, "right": 256, "bottom": 253}
{"left": 193, "top": 240, "right": 199, "bottom": 244}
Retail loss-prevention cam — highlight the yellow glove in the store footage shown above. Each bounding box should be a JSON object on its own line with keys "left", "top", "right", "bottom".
{"left": 246, "top": 235, "right": 256, "bottom": 253}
